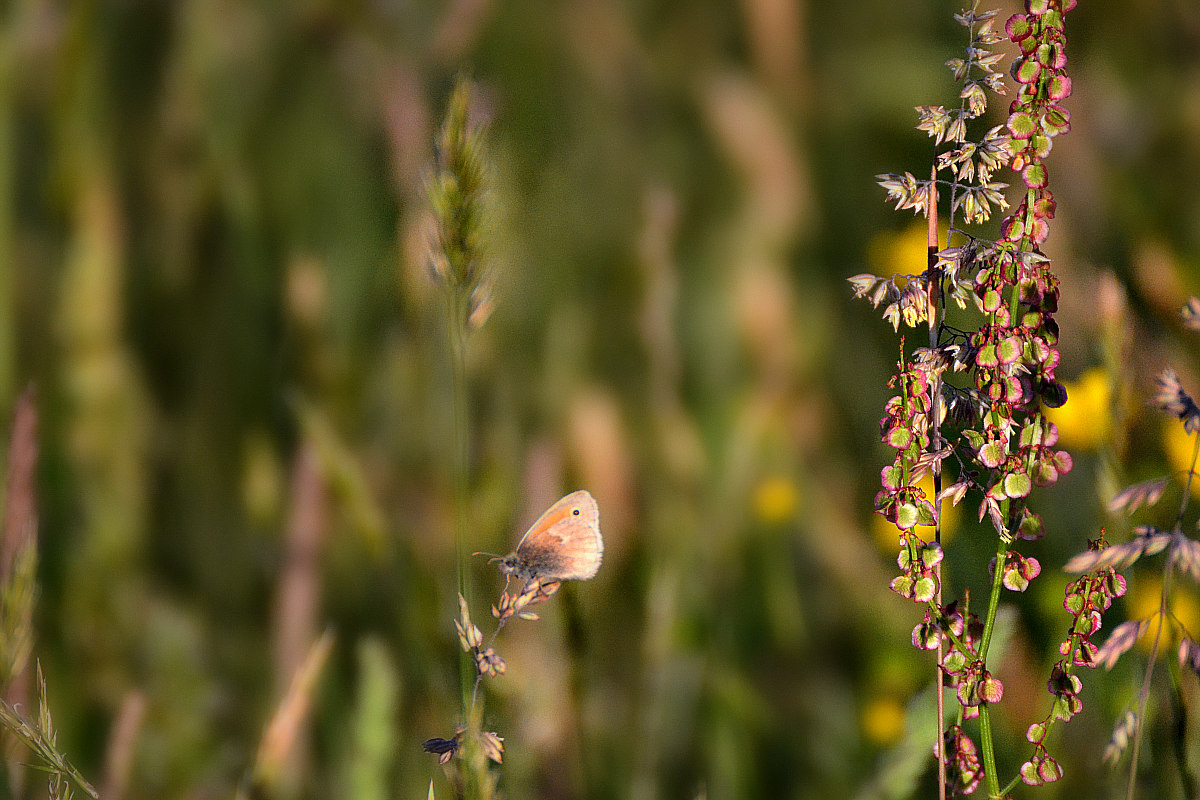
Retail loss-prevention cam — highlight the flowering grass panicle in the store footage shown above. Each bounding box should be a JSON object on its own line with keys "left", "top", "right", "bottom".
{"left": 1064, "top": 303, "right": 1200, "bottom": 798}
{"left": 0, "top": 391, "right": 99, "bottom": 800}
{"left": 428, "top": 77, "right": 493, "bottom": 329}
{"left": 0, "top": 664, "right": 99, "bottom": 800}
{"left": 422, "top": 575, "right": 569, "bottom": 791}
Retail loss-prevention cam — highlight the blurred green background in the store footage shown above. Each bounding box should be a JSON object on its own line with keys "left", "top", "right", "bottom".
{"left": 2, "top": 0, "right": 1200, "bottom": 798}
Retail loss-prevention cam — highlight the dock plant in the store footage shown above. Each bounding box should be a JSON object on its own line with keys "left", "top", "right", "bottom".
{"left": 851, "top": 2, "right": 1126, "bottom": 795}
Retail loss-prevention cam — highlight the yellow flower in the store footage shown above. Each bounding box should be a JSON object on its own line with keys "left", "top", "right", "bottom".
{"left": 1125, "top": 576, "right": 1200, "bottom": 651}
{"left": 753, "top": 476, "right": 799, "bottom": 525}
{"left": 870, "top": 473, "right": 959, "bottom": 554}
{"left": 1163, "top": 419, "right": 1200, "bottom": 497}
{"left": 861, "top": 695, "right": 907, "bottom": 746}
{"left": 868, "top": 221, "right": 949, "bottom": 277}
{"left": 1044, "top": 367, "right": 1111, "bottom": 451}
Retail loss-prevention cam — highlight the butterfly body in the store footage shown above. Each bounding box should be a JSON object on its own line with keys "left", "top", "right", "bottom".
{"left": 498, "top": 490, "right": 603, "bottom": 582}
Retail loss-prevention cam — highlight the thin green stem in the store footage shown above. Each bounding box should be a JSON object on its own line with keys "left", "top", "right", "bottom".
{"left": 1173, "top": 427, "right": 1199, "bottom": 528}
{"left": 975, "top": 512, "right": 1010, "bottom": 799}
{"left": 1167, "top": 652, "right": 1198, "bottom": 800}
{"left": 978, "top": 703, "right": 1000, "bottom": 799}
{"left": 999, "top": 769, "right": 1021, "bottom": 798}
{"left": 1006, "top": 187, "right": 1039, "bottom": 322}
{"left": 450, "top": 296, "right": 473, "bottom": 714}
{"left": 430, "top": 73, "right": 492, "bottom": 800}
{"left": 977, "top": 514, "right": 1010, "bottom": 661}
{"left": 448, "top": 293, "right": 485, "bottom": 799}
{"left": 1126, "top": 569, "right": 1168, "bottom": 800}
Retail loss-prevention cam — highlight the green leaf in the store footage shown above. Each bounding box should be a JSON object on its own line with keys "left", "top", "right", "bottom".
{"left": 341, "top": 639, "right": 401, "bottom": 800}
{"left": 890, "top": 575, "right": 914, "bottom": 597}
{"left": 1064, "top": 591, "right": 1083, "bottom": 615}
{"left": 896, "top": 503, "right": 920, "bottom": 530}
{"left": 1033, "top": 461, "right": 1059, "bottom": 486}
{"left": 882, "top": 464, "right": 904, "bottom": 490}
{"left": 888, "top": 427, "right": 914, "bottom": 450}
{"left": 1029, "top": 133, "right": 1053, "bottom": 159}
{"left": 979, "top": 675, "right": 1004, "bottom": 703}
{"left": 1047, "top": 74, "right": 1072, "bottom": 101}
{"left": 1003, "top": 567, "right": 1030, "bottom": 591}
{"left": 1007, "top": 110, "right": 1037, "bottom": 138}
{"left": 1038, "top": 757, "right": 1063, "bottom": 783}
{"left": 1006, "top": 15, "right": 1032, "bottom": 40}
{"left": 979, "top": 440, "right": 1005, "bottom": 468}
{"left": 1017, "top": 512, "right": 1044, "bottom": 540}
{"left": 1043, "top": 105, "right": 1071, "bottom": 135}
{"left": 1051, "top": 694, "right": 1073, "bottom": 721}
{"left": 1003, "top": 472, "right": 1032, "bottom": 498}
{"left": 1014, "top": 58, "right": 1041, "bottom": 85}
{"left": 1023, "top": 162, "right": 1048, "bottom": 188}
{"left": 1019, "top": 418, "right": 1046, "bottom": 446}
{"left": 997, "top": 336, "right": 1023, "bottom": 365}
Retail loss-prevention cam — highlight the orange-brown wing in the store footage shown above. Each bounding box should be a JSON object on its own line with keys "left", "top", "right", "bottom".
{"left": 515, "top": 490, "right": 603, "bottom": 580}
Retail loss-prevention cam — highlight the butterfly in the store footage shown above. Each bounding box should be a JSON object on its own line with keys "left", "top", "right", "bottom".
{"left": 496, "top": 490, "right": 604, "bottom": 583}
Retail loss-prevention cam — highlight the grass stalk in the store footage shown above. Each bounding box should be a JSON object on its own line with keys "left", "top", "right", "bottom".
{"left": 449, "top": 290, "right": 474, "bottom": 717}
{"left": 974, "top": 511, "right": 1011, "bottom": 798}
{"left": 1123, "top": 428, "right": 1200, "bottom": 800}
{"left": 429, "top": 73, "right": 494, "bottom": 800}
{"left": 0, "top": 664, "right": 98, "bottom": 800}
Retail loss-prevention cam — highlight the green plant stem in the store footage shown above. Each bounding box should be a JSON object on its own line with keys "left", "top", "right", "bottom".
{"left": 1006, "top": 187, "right": 1039, "bottom": 322}
{"left": 999, "top": 767, "right": 1022, "bottom": 798}
{"left": 983, "top": 184, "right": 1041, "bottom": 797}
{"left": 448, "top": 293, "right": 484, "bottom": 799}
{"left": 1167, "top": 655, "right": 1198, "bottom": 800}
{"left": 1126, "top": 570, "right": 1168, "bottom": 800}
{"left": 977, "top": 517, "right": 1010, "bottom": 663}
{"left": 450, "top": 296, "right": 473, "bottom": 713}
{"left": 983, "top": 190, "right": 1038, "bottom": 797}
{"left": 925, "top": 598, "right": 974, "bottom": 657}
{"left": 1173, "top": 426, "right": 1200, "bottom": 528}
{"left": 977, "top": 703, "right": 999, "bottom": 799}
{"left": 935, "top": 597, "right": 947, "bottom": 800}
{"left": 976, "top": 512, "right": 1010, "bottom": 799}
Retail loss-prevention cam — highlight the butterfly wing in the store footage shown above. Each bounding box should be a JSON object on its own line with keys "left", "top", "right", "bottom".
{"left": 514, "top": 490, "right": 604, "bottom": 580}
